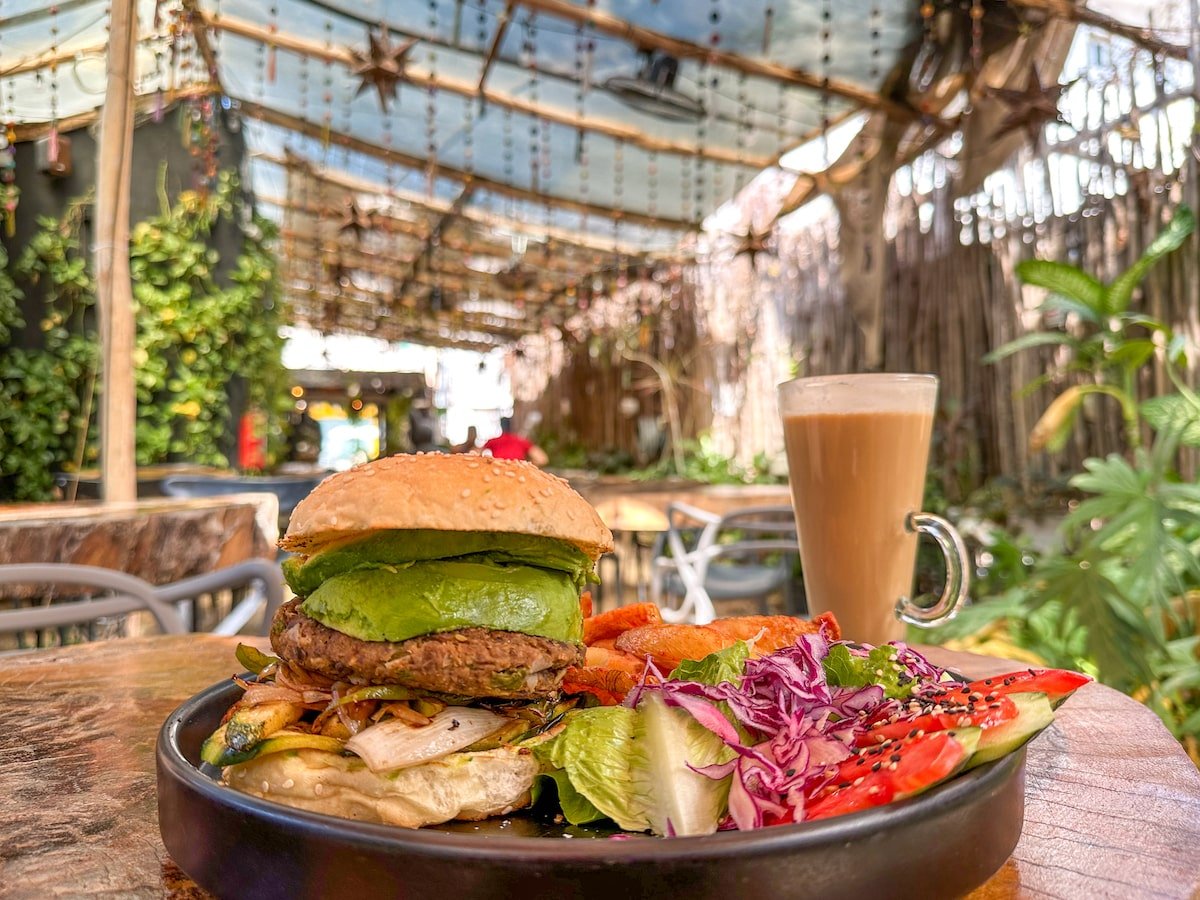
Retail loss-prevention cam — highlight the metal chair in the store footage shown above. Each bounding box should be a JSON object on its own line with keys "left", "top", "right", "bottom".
{"left": 0, "top": 564, "right": 188, "bottom": 636}
{"left": 650, "top": 503, "right": 803, "bottom": 625}
{"left": 0, "top": 559, "right": 286, "bottom": 641}
{"left": 156, "top": 558, "right": 286, "bottom": 636}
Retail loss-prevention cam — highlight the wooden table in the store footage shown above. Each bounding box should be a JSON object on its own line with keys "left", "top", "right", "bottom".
{"left": 1, "top": 636, "right": 1198, "bottom": 899}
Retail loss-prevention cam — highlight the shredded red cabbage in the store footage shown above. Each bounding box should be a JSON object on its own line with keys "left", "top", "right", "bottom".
{"left": 632, "top": 626, "right": 950, "bottom": 830}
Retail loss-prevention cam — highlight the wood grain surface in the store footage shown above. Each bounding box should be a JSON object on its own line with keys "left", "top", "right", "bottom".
{"left": 0, "top": 635, "right": 1197, "bottom": 899}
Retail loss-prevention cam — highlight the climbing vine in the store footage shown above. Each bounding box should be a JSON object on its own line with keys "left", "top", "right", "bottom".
{"left": 0, "top": 169, "right": 287, "bottom": 500}
{"left": 129, "top": 168, "right": 287, "bottom": 468}
{"left": 0, "top": 200, "right": 98, "bottom": 500}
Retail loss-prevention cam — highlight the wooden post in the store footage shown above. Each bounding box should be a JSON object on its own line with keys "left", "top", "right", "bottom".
{"left": 93, "top": 0, "right": 139, "bottom": 502}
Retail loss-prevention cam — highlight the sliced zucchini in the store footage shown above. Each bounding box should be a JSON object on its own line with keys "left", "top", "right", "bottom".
{"left": 201, "top": 701, "right": 304, "bottom": 766}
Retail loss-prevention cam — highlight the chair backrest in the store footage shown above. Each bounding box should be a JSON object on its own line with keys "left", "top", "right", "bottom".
{"left": 0, "top": 564, "right": 188, "bottom": 636}
{"left": 653, "top": 503, "right": 800, "bottom": 624}
{"left": 160, "top": 474, "right": 324, "bottom": 514}
{"left": 156, "top": 558, "right": 286, "bottom": 636}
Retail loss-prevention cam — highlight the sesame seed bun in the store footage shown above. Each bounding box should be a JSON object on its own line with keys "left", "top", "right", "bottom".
{"left": 280, "top": 453, "right": 614, "bottom": 561}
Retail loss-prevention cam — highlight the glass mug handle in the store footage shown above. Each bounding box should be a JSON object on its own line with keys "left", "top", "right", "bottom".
{"left": 895, "top": 512, "right": 970, "bottom": 627}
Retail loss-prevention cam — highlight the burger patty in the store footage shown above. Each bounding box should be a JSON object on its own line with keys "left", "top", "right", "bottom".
{"left": 270, "top": 599, "right": 584, "bottom": 699}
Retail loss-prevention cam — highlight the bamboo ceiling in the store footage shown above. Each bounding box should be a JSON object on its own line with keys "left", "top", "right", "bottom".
{"left": 0, "top": 0, "right": 1155, "bottom": 349}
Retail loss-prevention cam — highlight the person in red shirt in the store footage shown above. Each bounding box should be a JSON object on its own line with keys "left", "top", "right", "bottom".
{"left": 483, "top": 417, "right": 549, "bottom": 465}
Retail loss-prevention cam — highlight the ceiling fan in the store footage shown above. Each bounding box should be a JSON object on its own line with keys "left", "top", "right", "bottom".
{"left": 605, "top": 50, "right": 705, "bottom": 122}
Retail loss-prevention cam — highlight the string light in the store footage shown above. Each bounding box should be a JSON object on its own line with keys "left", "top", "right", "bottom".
{"left": 708, "top": 0, "right": 723, "bottom": 207}
{"left": 267, "top": 4, "right": 278, "bottom": 83}
{"left": 322, "top": 20, "right": 334, "bottom": 158}
{"left": 48, "top": 3, "right": 59, "bottom": 165}
{"left": 526, "top": 16, "right": 539, "bottom": 195}
{"left": 819, "top": 0, "right": 831, "bottom": 168}
{"left": 426, "top": 0, "right": 439, "bottom": 196}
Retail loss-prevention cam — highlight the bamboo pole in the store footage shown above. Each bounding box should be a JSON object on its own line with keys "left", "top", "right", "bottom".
{"left": 511, "top": 0, "right": 913, "bottom": 120}
{"left": 236, "top": 98, "right": 694, "bottom": 231}
{"left": 94, "top": 0, "right": 139, "bottom": 502}
{"left": 201, "top": 11, "right": 769, "bottom": 170}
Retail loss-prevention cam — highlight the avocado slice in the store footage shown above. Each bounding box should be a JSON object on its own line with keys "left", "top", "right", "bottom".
{"left": 300, "top": 560, "right": 584, "bottom": 644}
{"left": 283, "top": 529, "right": 596, "bottom": 596}
{"left": 965, "top": 691, "right": 1055, "bottom": 769}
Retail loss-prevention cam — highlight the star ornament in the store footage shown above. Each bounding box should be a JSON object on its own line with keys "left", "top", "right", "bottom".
{"left": 349, "top": 28, "right": 418, "bottom": 112}
{"left": 988, "top": 64, "right": 1075, "bottom": 145}
{"left": 338, "top": 198, "right": 372, "bottom": 243}
{"left": 732, "top": 222, "right": 774, "bottom": 268}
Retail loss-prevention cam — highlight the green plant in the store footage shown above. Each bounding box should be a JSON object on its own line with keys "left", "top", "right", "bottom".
{"left": 0, "top": 169, "right": 287, "bottom": 501}
{"left": 985, "top": 207, "right": 1194, "bottom": 451}
{"left": 940, "top": 210, "right": 1200, "bottom": 762}
{"left": 629, "top": 432, "right": 783, "bottom": 485}
{"left": 0, "top": 202, "right": 99, "bottom": 500}
{"left": 129, "top": 168, "right": 286, "bottom": 468}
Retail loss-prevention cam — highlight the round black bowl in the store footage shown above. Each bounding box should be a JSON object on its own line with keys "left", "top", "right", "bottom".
{"left": 157, "top": 679, "right": 1025, "bottom": 900}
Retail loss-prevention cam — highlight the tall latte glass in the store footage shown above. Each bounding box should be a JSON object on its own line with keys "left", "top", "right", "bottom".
{"left": 778, "top": 373, "right": 968, "bottom": 645}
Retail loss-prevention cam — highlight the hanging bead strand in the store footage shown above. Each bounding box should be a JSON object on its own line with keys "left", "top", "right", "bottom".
{"left": 819, "top": 0, "right": 832, "bottom": 168}
{"left": 426, "top": 0, "right": 439, "bottom": 196}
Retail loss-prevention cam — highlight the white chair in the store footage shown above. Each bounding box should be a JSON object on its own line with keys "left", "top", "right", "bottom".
{"left": 650, "top": 503, "right": 802, "bottom": 624}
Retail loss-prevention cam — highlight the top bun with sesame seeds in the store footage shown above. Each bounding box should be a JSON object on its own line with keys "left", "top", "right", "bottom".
{"left": 280, "top": 453, "right": 614, "bottom": 561}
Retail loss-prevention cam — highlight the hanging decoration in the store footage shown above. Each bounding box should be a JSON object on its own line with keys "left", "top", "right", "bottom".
{"left": 349, "top": 28, "right": 418, "bottom": 112}
{"left": 0, "top": 132, "right": 18, "bottom": 239}
{"left": 988, "top": 64, "right": 1074, "bottom": 144}
{"left": 339, "top": 197, "right": 372, "bottom": 243}
{"left": 732, "top": 222, "right": 772, "bottom": 267}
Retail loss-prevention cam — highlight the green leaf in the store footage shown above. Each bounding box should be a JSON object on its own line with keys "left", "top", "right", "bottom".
{"left": 1040, "top": 293, "right": 1102, "bottom": 325}
{"left": 1141, "top": 394, "right": 1200, "bottom": 447}
{"left": 1104, "top": 206, "right": 1196, "bottom": 314}
{"left": 533, "top": 697, "right": 733, "bottom": 835}
{"left": 983, "top": 331, "right": 1079, "bottom": 364}
{"left": 823, "top": 644, "right": 917, "bottom": 699}
{"left": 1016, "top": 260, "right": 1105, "bottom": 311}
{"left": 669, "top": 641, "right": 750, "bottom": 686}
{"left": 1107, "top": 339, "right": 1157, "bottom": 372}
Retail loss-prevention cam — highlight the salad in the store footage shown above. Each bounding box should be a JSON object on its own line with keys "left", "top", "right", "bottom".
{"left": 534, "top": 606, "right": 1090, "bottom": 836}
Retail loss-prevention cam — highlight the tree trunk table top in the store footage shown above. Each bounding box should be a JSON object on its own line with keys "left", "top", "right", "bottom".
{"left": 0, "top": 635, "right": 1196, "bottom": 899}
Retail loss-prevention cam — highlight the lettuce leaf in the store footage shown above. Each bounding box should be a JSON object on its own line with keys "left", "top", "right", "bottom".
{"left": 669, "top": 640, "right": 751, "bottom": 686}
{"left": 823, "top": 644, "right": 915, "bottom": 699}
{"left": 534, "top": 696, "right": 733, "bottom": 835}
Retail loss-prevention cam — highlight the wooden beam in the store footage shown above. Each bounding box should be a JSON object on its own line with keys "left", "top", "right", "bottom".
{"left": 10, "top": 85, "right": 217, "bottom": 142}
{"left": 284, "top": 283, "right": 539, "bottom": 339}
{"left": 236, "top": 97, "right": 693, "bottom": 230}
{"left": 180, "top": 0, "right": 224, "bottom": 88}
{"left": 278, "top": 232, "right": 562, "bottom": 303}
{"left": 0, "top": 30, "right": 171, "bottom": 79}
{"left": 248, "top": 144, "right": 687, "bottom": 251}
{"left": 264, "top": 0, "right": 810, "bottom": 144}
{"left": 202, "top": 11, "right": 768, "bottom": 170}
{"left": 1006, "top": 0, "right": 1187, "bottom": 60}
{"left": 478, "top": 1, "right": 515, "bottom": 93}
{"left": 94, "top": 0, "right": 138, "bottom": 503}
{"left": 264, "top": 193, "right": 605, "bottom": 276}
{"left": 511, "top": 0, "right": 911, "bottom": 120}
{"left": 394, "top": 184, "right": 476, "bottom": 303}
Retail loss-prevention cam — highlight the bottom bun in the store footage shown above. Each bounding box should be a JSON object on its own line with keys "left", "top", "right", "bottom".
{"left": 223, "top": 746, "right": 538, "bottom": 828}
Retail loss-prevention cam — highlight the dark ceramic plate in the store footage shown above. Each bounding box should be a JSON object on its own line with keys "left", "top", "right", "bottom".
{"left": 157, "top": 679, "right": 1026, "bottom": 900}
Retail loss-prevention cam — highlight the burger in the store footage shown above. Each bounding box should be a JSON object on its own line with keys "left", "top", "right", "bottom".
{"left": 200, "top": 452, "right": 614, "bottom": 828}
